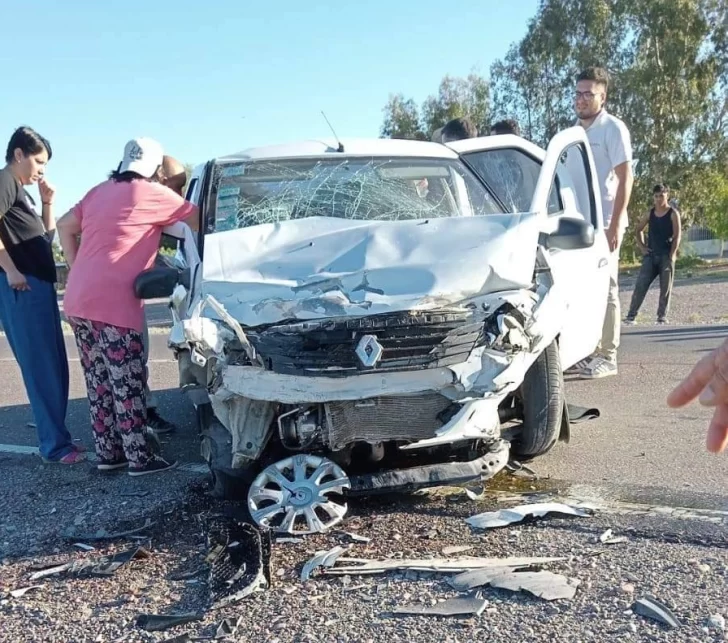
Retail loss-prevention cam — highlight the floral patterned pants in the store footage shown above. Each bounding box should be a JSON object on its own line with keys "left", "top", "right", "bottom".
{"left": 70, "top": 318, "right": 153, "bottom": 468}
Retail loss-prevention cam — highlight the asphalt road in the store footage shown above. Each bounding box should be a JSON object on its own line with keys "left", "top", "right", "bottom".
{"left": 0, "top": 320, "right": 726, "bottom": 509}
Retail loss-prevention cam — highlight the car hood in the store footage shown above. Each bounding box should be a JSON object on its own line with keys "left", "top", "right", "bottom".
{"left": 199, "top": 214, "right": 539, "bottom": 327}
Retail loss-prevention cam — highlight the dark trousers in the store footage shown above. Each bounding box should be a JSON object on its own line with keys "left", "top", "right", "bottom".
{"left": 627, "top": 253, "right": 674, "bottom": 320}
{"left": 0, "top": 272, "right": 73, "bottom": 460}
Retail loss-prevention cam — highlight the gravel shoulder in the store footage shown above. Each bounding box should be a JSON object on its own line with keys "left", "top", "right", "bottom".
{"left": 1, "top": 460, "right": 727, "bottom": 643}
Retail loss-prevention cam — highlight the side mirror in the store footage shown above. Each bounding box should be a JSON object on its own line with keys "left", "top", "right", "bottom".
{"left": 544, "top": 217, "right": 595, "bottom": 251}
{"left": 134, "top": 267, "right": 190, "bottom": 300}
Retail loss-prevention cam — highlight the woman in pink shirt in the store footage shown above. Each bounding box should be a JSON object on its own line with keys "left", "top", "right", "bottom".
{"left": 57, "top": 138, "right": 198, "bottom": 476}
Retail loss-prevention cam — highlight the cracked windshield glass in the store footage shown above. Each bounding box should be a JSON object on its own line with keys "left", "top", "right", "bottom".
{"left": 210, "top": 157, "right": 504, "bottom": 232}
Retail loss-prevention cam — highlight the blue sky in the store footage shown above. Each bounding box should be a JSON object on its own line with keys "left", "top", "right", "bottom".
{"left": 2, "top": 0, "right": 538, "bottom": 214}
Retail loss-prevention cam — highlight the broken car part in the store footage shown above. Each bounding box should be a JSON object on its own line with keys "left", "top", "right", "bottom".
{"left": 206, "top": 516, "right": 271, "bottom": 607}
{"left": 9, "top": 585, "right": 43, "bottom": 598}
{"left": 301, "top": 546, "right": 349, "bottom": 581}
{"left": 215, "top": 616, "right": 243, "bottom": 639}
{"left": 393, "top": 594, "right": 488, "bottom": 617}
{"left": 466, "top": 502, "right": 592, "bottom": 530}
{"left": 488, "top": 570, "right": 580, "bottom": 601}
{"left": 136, "top": 613, "right": 204, "bottom": 632}
{"left": 632, "top": 596, "right": 682, "bottom": 629}
{"left": 322, "top": 555, "right": 566, "bottom": 576}
{"left": 247, "top": 454, "right": 350, "bottom": 534}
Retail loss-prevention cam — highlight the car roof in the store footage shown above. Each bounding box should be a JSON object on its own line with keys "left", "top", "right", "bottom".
{"left": 217, "top": 138, "right": 460, "bottom": 162}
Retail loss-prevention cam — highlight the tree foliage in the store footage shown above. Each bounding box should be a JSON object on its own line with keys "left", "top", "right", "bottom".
{"left": 380, "top": 72, "right": 490, "bottom": 140}
{"left": 380, "top": 0, "right": 728, "bottom": 259}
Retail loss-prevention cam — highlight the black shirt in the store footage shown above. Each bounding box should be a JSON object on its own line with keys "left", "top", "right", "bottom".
{"left": 0, "top": 168, "right": 57, "bottom": 283}
{"left": 647, "top": 207, "right": 675, "bottom": 256}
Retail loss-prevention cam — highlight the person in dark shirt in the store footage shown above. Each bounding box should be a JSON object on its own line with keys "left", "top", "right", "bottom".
{"left": 625, "top": 184, "right": 682, "bottom": 325}
{"left": 0, "top": 126, "right": 85, "bottom": 464}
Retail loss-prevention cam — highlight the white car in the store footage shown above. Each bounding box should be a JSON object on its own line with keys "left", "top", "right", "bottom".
{"left": 137, "top": 127, "right": 610, "bottom": 534}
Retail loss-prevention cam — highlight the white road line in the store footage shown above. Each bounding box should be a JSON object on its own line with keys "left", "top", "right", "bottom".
{"left": 0, "top": 442, "right": 208, "bottom": 474}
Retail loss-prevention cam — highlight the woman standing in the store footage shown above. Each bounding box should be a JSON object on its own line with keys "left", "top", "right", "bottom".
{"left": 0, "top": 126, "right": 84, "bottom": 464}
{"left": 57, "top": 137, "right": 198, "bottom": 476}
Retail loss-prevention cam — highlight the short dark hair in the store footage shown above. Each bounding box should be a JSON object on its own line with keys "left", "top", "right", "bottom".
{"left": 5, "top": 126, "right": 52, "bottom": 163}
{"left": 490, "top": 119, "right": 521, "bottom": 136}
{"left": 576, "top": 66, "right": 609, "bottom": 90}
{"left": 653, "top": 183, "right": 670, "bottom": 194}
{"left": 107, "top": 164, "right": 152, "bottom": 183}
{"left": 441, "top": 117, "right": 478, "bottom": 142}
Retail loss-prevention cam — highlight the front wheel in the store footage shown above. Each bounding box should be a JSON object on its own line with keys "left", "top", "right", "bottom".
{"left": 512, "top": 340, "right": 564, "bottom": 459}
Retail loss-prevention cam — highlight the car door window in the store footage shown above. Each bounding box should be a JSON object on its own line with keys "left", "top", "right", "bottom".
{"left": 463, "top": 148, "right": 561, "bottom": 215}
{"left": 553, "top": 143, "right": 598, "bottom": 226}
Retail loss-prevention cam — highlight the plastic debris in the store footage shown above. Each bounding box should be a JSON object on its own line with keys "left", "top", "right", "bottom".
{"left": 488, "top": 570, "right": 580, "bottom": 601}
{"left": 466, "top": 503, "right": 591, "bottom": 530}
{"left": 206, "top": 517, "right": 271, "bottom": 608}
{"left": 73, "top": 543, "right": 96, "bottom": 552}
{"left": 215, "top": 616, "right": 242, "bottom": 639}
{"left": 633, "top": 596, "right": 682, "bottom": 629}
{"left": 136, "top": 613, "right": 203, "bottom": 632}
{"left": 449, "top": 567, "right": 525, "bottom": 591}
{"left": 9, "top": 585, "right": 43, "bottom": 598}
{"left": 323, "top": 555, "right": 566, "bottom": 576}
{"left": 301, "top": 546, "right": 349, "bottom": 581}
{"left": 394, "top": 594, "right": 488, "bottom": 617}
{"left": 338, "top": 532, "right": 371, "bottom": 544}
{"left": 275, "top": 537, "right": 304, "bottom": 544}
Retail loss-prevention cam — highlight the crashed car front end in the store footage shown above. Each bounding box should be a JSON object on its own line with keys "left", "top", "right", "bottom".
{"left": 167, "top": 145, "right": 569, "bottom": 532}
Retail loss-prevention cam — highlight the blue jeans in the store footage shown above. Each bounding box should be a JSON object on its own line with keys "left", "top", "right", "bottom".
{"left": 0, "top": 272, "right": 74, "bottom": 460}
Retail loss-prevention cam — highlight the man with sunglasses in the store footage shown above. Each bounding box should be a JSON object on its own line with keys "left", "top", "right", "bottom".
{"left": 568, "top": 66, "right": 634, "bottom": 379}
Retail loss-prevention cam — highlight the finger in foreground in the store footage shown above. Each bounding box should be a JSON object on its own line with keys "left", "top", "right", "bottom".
{"left": 667, "top": 352, "right": 716, "bottom": 408}
{"left": 707, "top": 404, "right": 728, "bottom": 453}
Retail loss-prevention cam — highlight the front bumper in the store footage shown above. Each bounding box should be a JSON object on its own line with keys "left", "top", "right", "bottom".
{"left": 347, "top": 439, "right": 510, "bottom": 496}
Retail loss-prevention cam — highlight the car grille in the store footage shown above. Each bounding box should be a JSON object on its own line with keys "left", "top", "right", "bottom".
{"left": 247, "top": 310, "right": 484, "bottom": 377}
{"left": 324, "top": 394, "right": 452, "bottom": 449}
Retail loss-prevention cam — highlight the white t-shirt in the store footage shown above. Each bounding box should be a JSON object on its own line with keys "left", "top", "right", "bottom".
{"left": 581, "top": 109, "right": 633, "bottom": 229}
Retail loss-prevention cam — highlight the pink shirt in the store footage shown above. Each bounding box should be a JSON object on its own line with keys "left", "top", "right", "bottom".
{"left": 64, "top": 179, "right": 197, "bottom": 332}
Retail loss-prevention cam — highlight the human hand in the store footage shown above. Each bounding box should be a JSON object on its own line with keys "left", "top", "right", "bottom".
{"left": 38, "top": 178, "right": 56, "bottom": 205}
{"left": 667, "top": 337, "right": 728, "bottom": 453}
{"left": 605, "top": 225, "right": 622, "bottom": 252}
{"left": 640, "top": 246, "right": 652, "bottom": 257}
{"left": 7, "top": 269, "right": 30, "bottom": 291}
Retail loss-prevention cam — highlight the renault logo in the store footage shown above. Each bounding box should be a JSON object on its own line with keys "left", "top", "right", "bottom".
{"left": 355, "top": 335, "right": 383, "bottom": 368}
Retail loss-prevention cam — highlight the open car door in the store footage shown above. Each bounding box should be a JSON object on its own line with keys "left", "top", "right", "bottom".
{"left": 530, "top": 127, "right": 610, "bottom": 369}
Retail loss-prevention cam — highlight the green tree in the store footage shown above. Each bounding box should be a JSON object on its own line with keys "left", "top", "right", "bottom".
{"left": 489, "top": 0, "right": 728, "bottom": 260}
{"left": 380, "top": 72, "right": 490, "bottom": 140}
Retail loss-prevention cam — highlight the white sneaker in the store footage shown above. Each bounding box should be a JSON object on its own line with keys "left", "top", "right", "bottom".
{"left": 565, "top": 356, "right": 599, "bottom": 375}
{"left": 580, "top": 357, "right": 618, "bottom": 379}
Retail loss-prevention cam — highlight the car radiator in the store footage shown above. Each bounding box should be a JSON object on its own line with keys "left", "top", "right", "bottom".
{"left": 324, "top": 393, "right": 452, "bottom": 450}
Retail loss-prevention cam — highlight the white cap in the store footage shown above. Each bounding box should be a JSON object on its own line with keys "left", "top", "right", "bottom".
{"left": 118, "top": 137, "right": 164, "bottom": 178}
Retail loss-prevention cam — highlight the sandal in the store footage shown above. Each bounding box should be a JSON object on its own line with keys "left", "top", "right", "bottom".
{"left": 43, "top": 450, "right": 87, "bottom": 465}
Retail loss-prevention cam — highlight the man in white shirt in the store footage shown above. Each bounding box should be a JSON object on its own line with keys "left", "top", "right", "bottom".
{"left": 568, "top": 66, "right": 634, "bottom": 379}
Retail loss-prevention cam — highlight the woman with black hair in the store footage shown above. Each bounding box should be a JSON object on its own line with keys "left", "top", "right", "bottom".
{"left": 0, "top": 126, "right": 84, "bottom": 464}
{"left": 57, "top": 137, "right": 198, "bottom": 476}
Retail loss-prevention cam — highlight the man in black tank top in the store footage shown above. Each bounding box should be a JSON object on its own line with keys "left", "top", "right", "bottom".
{"left": 625, "top": 184, "right": 682, "bottom": 324}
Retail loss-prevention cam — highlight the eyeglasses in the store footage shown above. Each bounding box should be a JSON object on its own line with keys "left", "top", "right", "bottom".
{"left": 575, "top": 91, "right": 599, "bottom": 100}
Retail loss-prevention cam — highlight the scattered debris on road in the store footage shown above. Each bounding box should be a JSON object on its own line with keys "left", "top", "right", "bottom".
{"left": 442, "top": 545, "right": 474, "bottom": 556}
{"left": 206, "top": 516, "right": 271, "bottom": 608}
{"left": 488, "top": 570, "right": 580, "bottom": 601}
{"left": 466, "top": 502, "right": 592, "bottom": 530}
{"left": 65, "top": 517, "right": 155, "bottom": 542}
{"left": 136, "top": 612, "right": 204, "bottom": 632}
{"left": 632, "top": 596, "right": 682, "bottom": 629}
{"left": 215, "top": 616, "right": 242, "bottom": 639}
{"left": 9, "top": 585, "right": 43, "bottom": 598}
{"left": 598, "top": 529, "right": 628, "bottom": 545}
{"left": 323, "top": 555, "right": 567, "bottom": 576}
{"left": 72, "top": 543, "right": 95, "bottom": 552}
{"left": 393, "top": 593, "right": 488, "bottom": 617}
{"left": 301, "top": 545, "right": 349, "bottom": 581}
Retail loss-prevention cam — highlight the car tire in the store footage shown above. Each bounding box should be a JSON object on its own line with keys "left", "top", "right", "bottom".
{"left": 196, "top": 403, "right": 258, "bottom": 500}
{"left": 512, "top": 339, "right": 564, "bottom": 459}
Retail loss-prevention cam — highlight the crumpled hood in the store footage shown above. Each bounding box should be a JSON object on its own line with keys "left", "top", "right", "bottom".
{"left": 200, "top": 214, "right": 539, "bottom": 327}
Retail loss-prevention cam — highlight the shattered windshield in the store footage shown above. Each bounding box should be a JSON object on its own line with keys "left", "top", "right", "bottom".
{"left": 209, "top": 156, "right": 504, "bottom": 232}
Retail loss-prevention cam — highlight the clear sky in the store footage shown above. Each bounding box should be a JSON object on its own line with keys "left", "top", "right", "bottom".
{"left": 2, "top": 0, "right": 538, "bottom": 214}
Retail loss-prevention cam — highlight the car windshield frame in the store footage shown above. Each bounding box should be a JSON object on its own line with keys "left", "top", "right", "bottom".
{"left": 204, "top": 155, "right": 506, "bottom": 234}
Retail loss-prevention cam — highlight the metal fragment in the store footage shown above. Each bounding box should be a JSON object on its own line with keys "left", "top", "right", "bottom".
{"left": 301, "top": 546, "right": 348, "bottom": 581}
{"left": 633, "top": 596, "right": 682, "bottom": 629}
